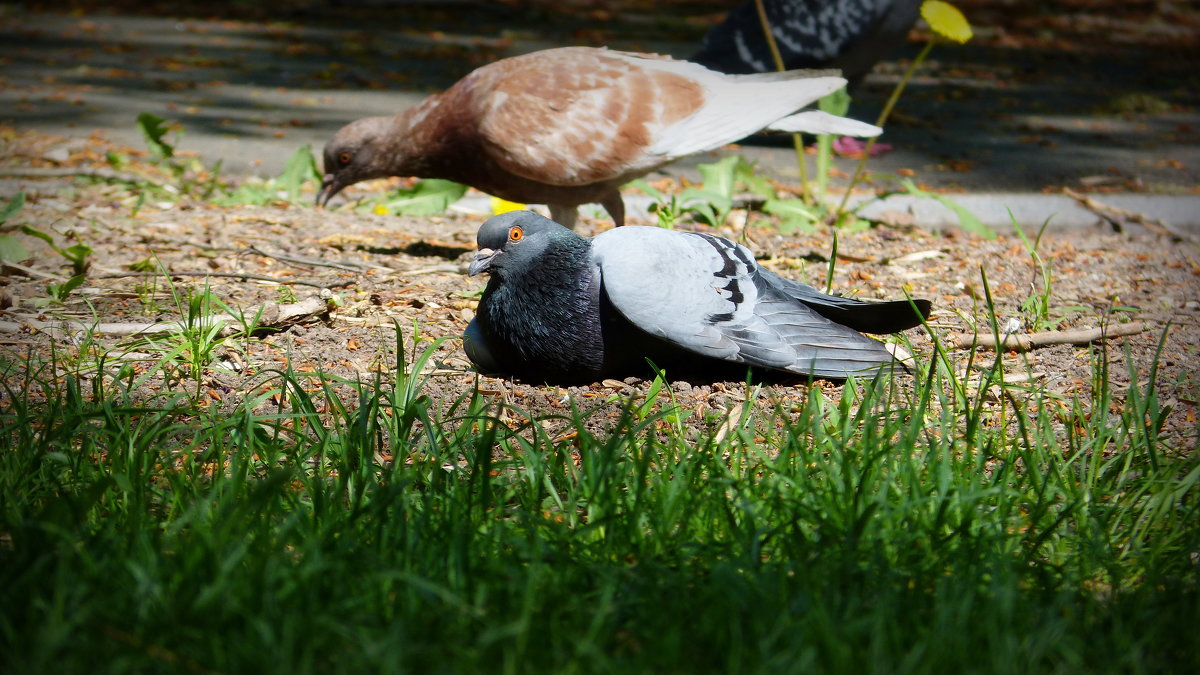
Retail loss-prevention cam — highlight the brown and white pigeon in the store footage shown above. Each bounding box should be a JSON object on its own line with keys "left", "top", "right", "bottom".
{"left": 464, "top": 211, "right": 931, "bottom": 384}
{"left": 317, "top": 46, "right": 880, "bottom": 228}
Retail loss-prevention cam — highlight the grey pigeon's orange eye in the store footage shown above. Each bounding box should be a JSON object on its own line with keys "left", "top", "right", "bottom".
{"left": 508, "top": 226, "right": 523, "bottom": 242}
{"left": 338, "top": 151, "right": 352, "bottom": 166}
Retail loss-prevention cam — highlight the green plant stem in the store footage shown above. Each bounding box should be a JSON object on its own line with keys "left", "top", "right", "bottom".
{"left": 834, "top": 40, "right": 936, "bottom": 219}
{"left": 825, "top": 228, "right": 838, "bottom": 294}
{"left": 816, "top": 134, "right": 831, "bottom": 203}
{"left": 754, "top": 0, "right": 811, "bottom": 204}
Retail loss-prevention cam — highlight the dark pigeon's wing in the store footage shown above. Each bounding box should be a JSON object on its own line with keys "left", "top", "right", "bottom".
{"left": 590, "top": 227, "right": 899, "bottom": 378}
{"left": 690, "top": 0, "right": 921, "bottom": 85}
{"left": 691, "top": 0, "right": 880, "bottom": 73}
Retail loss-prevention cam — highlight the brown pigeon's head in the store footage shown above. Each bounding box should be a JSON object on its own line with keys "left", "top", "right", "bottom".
{"left": 316, "top": 117, "right": 394, "bottom": 207}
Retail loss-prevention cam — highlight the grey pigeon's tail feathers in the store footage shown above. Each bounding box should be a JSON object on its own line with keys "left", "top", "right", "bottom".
{"left": 745, "top": 287, "right": 903, "bottom": 378}
{"left": 800, "top": 295, "right": 932, "bottom": 335}
{"left": 766, "top": 273, "right": 932, "bottom": 335}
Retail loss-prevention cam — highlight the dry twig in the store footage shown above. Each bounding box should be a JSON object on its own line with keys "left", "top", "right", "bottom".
{"left": 1064, "top": 188, "right": 1195, "bottom": 243}
{"left": 88, "top": 271, "right": 356, "bottom": 289}
{"left": 0, "top": 166, "right": 172, "bottom": 191}
{"left": 949, "top": 322, "right": 1146, "bottom": 352}
{"left": 0, "top": 294, "right": 333, "bottom": 339}
{"left": 244, "top": 246, "right": 387, "bottom": 273}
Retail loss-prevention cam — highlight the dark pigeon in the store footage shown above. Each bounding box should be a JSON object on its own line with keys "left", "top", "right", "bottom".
{"left": 464, "top": 211, "right": 931, "bottom": 384}
{"left": 691, "top": 0, "right": 922, "bottom": 89}
{"left": 317, "top": 46, "right": 880, "bottom": 228}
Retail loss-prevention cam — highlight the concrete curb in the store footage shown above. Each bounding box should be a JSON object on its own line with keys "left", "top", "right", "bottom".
{"left": 850, "top": 193, "right": 1200, "bottom": 232}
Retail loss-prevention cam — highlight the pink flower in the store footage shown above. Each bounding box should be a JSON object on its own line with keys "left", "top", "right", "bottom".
{"left": 832, "top": 136, "right": 893, "bottom": 157}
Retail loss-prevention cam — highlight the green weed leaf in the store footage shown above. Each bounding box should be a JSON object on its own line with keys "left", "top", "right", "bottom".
{"left": 19, "top": 226, "right": 92, "bottom": 272}
{"left": 47, "top": 274, "right": 87, "bottom": 302}
{"left": 901, "top": 178, "right": 996, "bottom": 239}
{"left": 20, "top": 225, "right": 56, "bottom": 248}
{"left": 378, "top": 179, "right": 467, "bottom": 216}
{"left": 63, "top": 243, "right": 93, "bottom": 262}
{"left": 137, "top": 112, "right": 175, "bottom": 161}
{"left": 0, "top": 235, "right": 29, "bottom": 263}
{"left": 818, "top": 88, "right": 851, "bottom": 117}
{"left": 64, "top": 244, "right": 92, "bottom": 275}
{"left": 279, "top": 145, "right": 321, "bottom": 202}
{"left": 0, "top": 192, "right": 30, "bottom": 262}
{"left": 696, "top": 155, "right": 740, "bottom": 202}
{"left": 637, "top": 367, "right": 667, "bottom": 419}
{"left": 0, "top": 191, "right": 25, "bottom": 225}
{"left": 106, "top": 150, "right": 130, "bottom": 169}
{"left": 129, "top": 257, "right": 158, "bottom": 273}
{"left": 734, "top": 159, "right": 775, "bottom": 198}
{"left": 681, "top": 155, "right": 741, "bottom": 228}
{"left": 625, "top": 179, "right": 665, "bottom": 201}
{"left": 680, "top": 187, "right": 731, "bottom": 227}
{"left": 764, "top": 198, "right": 822, "bottom": 233}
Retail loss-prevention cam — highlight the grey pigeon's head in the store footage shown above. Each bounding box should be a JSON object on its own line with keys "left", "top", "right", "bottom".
{"left": 468, "top": 211, "right": 582, "bottom": 279}
{"left": 316, "top": 116, "right": 394, "bottom": 206}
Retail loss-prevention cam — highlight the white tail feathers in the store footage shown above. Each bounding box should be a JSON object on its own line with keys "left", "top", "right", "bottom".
{"left": 768, "top": 110, "right": 882, "bottom": 137}
{"left": 645, "top": 73, "right": 853, "bottom": 158}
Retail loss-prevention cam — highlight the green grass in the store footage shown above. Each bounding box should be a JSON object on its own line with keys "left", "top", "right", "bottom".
{"left": 1, "top": 324, "right": 1198, "bottom": 674}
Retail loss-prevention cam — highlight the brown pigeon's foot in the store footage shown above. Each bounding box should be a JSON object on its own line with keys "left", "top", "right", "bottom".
{"left": 601, "top": 192, "right": 626, "bottom": 227}
{"left": 548, "top": 204, "right": 579, "bottom": 229}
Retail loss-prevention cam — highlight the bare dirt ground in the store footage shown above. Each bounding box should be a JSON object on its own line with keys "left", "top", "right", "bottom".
{"left": 2, "top": 127, "right": 1197, "bottom": 451}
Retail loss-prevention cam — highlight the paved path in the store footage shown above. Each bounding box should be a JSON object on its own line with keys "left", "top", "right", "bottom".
{"left": 3, "top": 3, "right": 1198, "bottom": 229}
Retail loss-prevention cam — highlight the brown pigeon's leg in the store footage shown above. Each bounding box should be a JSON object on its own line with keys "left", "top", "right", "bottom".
{"left": 601, "top": 192, "right": 626, "bottom": 227}
{"left": 548, "top": 204, "right": 578, "bottom": 229}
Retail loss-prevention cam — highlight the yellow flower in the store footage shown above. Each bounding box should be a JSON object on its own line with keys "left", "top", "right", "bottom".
{"left": 921, "top": 0, "right": 973, "bottom": 44}
{"left": 372, "top": 203, "right": 389, "bottom": 215}
{"left": 490, "top": 196, "right": 526, "bottom": 215}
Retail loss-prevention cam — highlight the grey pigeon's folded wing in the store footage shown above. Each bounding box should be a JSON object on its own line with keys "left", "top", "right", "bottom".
{"left": 591, "top": 227, "right": 898, "bottom": 378}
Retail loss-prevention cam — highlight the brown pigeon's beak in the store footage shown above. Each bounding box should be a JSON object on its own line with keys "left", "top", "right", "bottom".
{"left": 316, "top": 173, "right": 342, "bottom": 207}
{"left": 468, "top": 248, "right": 498, "bottom": 276}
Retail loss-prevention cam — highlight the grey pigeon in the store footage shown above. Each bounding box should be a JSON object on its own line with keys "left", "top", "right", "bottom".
{"left": 317, "top": 46, "right": 881, "bottom": 228}
{"left": 464, "top": 211, "right": 931, "bottom": 384}
{"left": 691, "top": 0, "right": 922, "bottom": 88}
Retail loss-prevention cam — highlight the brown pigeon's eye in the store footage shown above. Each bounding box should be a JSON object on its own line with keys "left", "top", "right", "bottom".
{"left": 508, "top": 226, "right": 523, "bottom": 242}
{"left": 338, "top": 151, "right": 352, "bottom": 166}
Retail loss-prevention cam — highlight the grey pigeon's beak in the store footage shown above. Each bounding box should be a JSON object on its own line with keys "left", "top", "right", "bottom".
{"left": 468, "top": 248, "right": 498, "bottom": 276}
{"left": 316, "top": 173, "right": 341, "bottom": 207}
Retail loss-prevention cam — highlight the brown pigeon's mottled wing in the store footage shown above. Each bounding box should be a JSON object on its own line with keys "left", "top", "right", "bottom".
{"left": 468, "top": 48, "right": 706, "bottom": 187}
{"left": 591, "top": 226, "right": 898, "bottom": 378}
{"left": 465, "top": 48, "right": 874, "bottom": 188}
